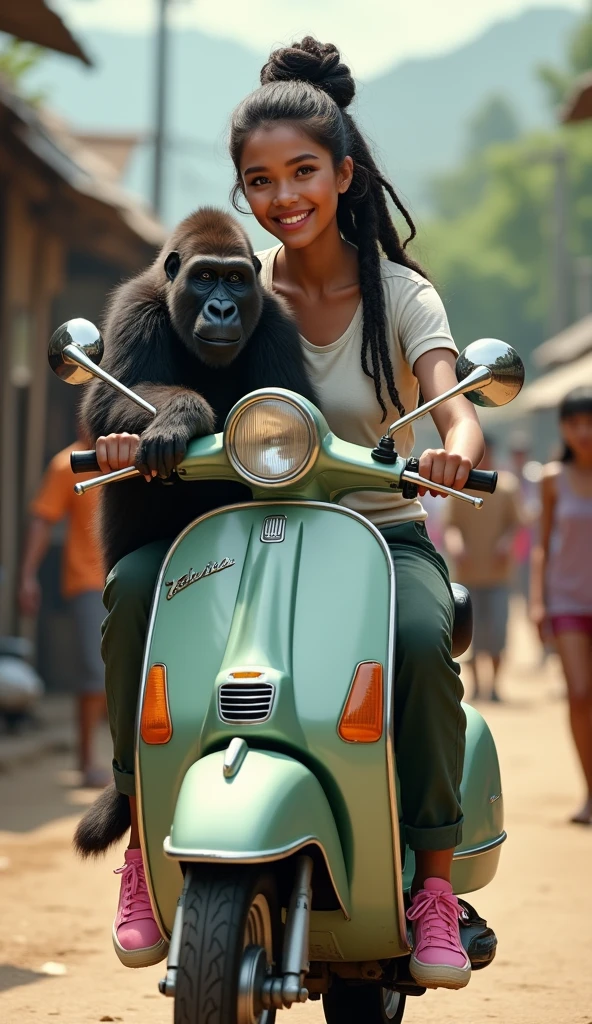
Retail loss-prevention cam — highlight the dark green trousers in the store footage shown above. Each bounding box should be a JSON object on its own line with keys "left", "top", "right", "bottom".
{"left": 101, "top": 520, "right": 465, "bottom": 851}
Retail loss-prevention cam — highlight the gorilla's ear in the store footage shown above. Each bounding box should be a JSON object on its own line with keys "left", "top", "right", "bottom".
{"left": 252, "top": 254, "right": 262, "bottom": 276}
{"left": 164, "top": 251, "right": 181, "bottom": 282}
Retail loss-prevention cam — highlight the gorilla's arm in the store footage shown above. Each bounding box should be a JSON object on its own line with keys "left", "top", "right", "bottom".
{"left": 243, "top": 294, "right": 318, "bottom": 405}
{"left": 80, "top": 275, "right": 215, "bottom": 475}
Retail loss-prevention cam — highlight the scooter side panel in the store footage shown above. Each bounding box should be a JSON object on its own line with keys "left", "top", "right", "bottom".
{"left": 402, "top": 704, "right": 506, "bottom": 895}
{"left": 452, "top": 704, "right": 505, "bottom": 894}
{"left": 137, "top": 503, "right": 407, "bottom": 959}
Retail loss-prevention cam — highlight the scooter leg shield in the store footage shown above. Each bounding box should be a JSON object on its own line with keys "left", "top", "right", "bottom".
{"left": 164, "top": 748, "right": 350, "bottom": 918}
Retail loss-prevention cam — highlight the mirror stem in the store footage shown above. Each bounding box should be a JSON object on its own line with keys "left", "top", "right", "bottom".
{"left": 63, "top": 344, "right": 157, "bottom": 417}
{"left": 388, "top": 365, "right": 492, "bottom": 437}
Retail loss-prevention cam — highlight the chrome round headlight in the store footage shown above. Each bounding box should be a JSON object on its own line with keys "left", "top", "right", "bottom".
{"left": 225, "top": 393, "right": 319, "bottom": 486}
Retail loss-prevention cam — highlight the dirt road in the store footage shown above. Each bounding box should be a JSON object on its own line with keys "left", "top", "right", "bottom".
{"left": 1, "top": 612, "right": 591, "bottom": 1024}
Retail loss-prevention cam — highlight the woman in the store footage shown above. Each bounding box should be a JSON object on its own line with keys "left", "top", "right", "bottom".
{"left": 99, "top": 37, "right": 484, "bottom": 990}
{"left": 224, "top": 37, "right": 484, "bottom": 991}
{"left": 531, "top": 387, "right": 592, "bottom": 825}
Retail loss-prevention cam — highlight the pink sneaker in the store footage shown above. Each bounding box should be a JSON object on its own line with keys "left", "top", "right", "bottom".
{"left": 407, "top": 877, "right": 471, "bottom": 989}
{"left": 112, "top": 848, "right": 168, "bottom": 968}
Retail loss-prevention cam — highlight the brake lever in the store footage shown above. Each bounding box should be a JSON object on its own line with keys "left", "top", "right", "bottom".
{"left": 74, "top": 466, "right": 141, "bottom": 495}
{"left": 400, "top": 470, "right": 483, "bottom": 509}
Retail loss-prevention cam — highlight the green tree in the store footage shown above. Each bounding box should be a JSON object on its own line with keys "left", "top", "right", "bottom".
{"left": 415, "top": 125, "right": 592, "bottom": 367}
{"left": 538, "top": 1, "right": 592, "bottom": 108}
{"left": 467, "top": 96, "right": 521, "bottom": 156}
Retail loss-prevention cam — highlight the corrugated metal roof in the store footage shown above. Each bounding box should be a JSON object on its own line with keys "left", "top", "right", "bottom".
{"left": 533, "top": 315, "right": 592, "bottom": 369}
{"left": 0, "top": 1, "right": 91, "bottom": 65}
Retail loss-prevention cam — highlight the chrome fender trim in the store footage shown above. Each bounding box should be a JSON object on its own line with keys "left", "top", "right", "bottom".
{"left": 453, "top": 830, "right": 507, "bottom": 861}
{"left": 163, "top": 834, "right": 351, "bottom": 922}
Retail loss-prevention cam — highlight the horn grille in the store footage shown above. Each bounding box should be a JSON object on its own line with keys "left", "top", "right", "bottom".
{"left": 218, "top": 680, "right": 275, "bottom": 724}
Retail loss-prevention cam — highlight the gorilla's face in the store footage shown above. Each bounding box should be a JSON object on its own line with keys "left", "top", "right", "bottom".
{"left": 165, "top": 251, "right": 263, "bottom": 368}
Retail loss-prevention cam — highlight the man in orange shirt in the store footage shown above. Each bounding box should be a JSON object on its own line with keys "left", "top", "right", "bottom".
{"left": 19, "top": 440, "right": 108, "bottom": 787}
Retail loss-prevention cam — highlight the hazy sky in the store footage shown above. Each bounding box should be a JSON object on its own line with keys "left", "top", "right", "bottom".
{"left": 56, "top": 0, "right": 586, "bottom": 77}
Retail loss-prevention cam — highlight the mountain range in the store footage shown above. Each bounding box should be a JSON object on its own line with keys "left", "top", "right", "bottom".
{"left": 26, "top": 5, "right": 579, "bottom": 243}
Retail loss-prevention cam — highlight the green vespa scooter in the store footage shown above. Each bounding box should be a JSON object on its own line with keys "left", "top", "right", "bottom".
{"left": 49, "top": 323, "right": 523, "bottom": 1024}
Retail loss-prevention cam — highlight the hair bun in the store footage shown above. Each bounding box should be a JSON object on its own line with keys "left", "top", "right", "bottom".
{"left": 260, "top": 37, "right": 355, "bottom": 109}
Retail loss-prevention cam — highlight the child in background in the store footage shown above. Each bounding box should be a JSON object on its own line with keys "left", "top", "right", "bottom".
{"left": 531, "top": 388, "right": 592, "bottom": 824}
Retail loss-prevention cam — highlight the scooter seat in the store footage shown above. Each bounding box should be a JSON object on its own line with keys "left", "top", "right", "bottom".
{"left": 451, "top": 583, "right": 473, "bottom": 658}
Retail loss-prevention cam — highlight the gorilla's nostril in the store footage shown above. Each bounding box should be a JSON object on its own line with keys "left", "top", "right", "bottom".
{"left": 205, "top": 299, "right": 237, "bottom": 322}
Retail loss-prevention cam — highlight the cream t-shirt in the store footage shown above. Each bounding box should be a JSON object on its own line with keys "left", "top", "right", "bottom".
{"left": 257, "top": 245, "right": 458, "bottom": 527}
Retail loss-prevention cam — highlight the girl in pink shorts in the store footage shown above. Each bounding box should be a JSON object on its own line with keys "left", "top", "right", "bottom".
{"left": 531, "top": 387, "right": 592, "bottom": 823}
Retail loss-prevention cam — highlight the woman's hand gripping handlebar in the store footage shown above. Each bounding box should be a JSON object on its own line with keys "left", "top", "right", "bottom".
{"left": 400, "top": 463, "right": 498, "bottom": 509}
{"left": 70, "top": 434, "right": 146, "bottom": 494}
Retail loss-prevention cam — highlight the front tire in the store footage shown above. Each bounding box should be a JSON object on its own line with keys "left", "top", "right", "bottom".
{"left": 174, "top": 865, "right": 279, "bottom": 1024}
{"left": 323, "top": 978, "right": 407, "bottom": 1024}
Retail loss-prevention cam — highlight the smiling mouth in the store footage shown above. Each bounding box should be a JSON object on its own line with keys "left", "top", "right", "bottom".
{"left": 273, "top": 209, "right": 314, "bottom": 227}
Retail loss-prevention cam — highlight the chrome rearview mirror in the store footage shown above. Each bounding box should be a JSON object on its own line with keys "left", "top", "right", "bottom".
{"left": 49, "top": 317, "right": 156, "bottom": 419}
{"left": 387, "top": 337, "right": 524, "bottom": 437}
{"left": 456, "top": 339, "right": 524, "bottom": 408}
{"left": 48, "top": 318, "right": 104, "bottom": 384}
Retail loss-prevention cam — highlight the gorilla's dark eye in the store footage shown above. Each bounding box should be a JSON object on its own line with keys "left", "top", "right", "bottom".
{"left": 227, "top": 272, "right": 244, "bottom": 284}
{"left": 198, "top": 270, "right": 214, "bottom": 282}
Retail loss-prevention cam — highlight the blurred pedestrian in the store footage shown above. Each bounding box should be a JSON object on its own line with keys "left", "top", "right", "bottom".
{"left": 509, "top": 433, "right": 541, "bottom": 602}
{"left": 530, "top": 387, "right": 592, "bottom": 825}
{"left": 444, "top": 436, "right": 522, "bottom": 701}
{"left": 19, "top": 438, "right": 108, "bottom": 788}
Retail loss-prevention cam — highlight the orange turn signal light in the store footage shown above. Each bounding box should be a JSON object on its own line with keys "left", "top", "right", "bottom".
{"left": 338, "top": 662, "right": 384, "bottom": 743}
{"left": 140, "top": 663, "right": 172, "bottom": 744}
{"left": 229, "top": 671, "right": 263, "bottom": 679}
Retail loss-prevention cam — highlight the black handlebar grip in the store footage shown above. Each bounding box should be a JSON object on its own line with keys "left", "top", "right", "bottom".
{"left": 70, "top": 450, "right": 101, "bottom": 474}
{"left": 465, "top": 469, "right": 498, "bottom": 494}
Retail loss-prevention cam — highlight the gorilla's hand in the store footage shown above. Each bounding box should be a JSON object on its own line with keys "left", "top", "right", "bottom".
{"left": 135, "top": 389, "right": 216, "bottom": 479}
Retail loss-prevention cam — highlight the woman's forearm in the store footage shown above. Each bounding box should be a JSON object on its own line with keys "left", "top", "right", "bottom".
{"left": 442, "top": 417, "right": 485, "bottom": 467}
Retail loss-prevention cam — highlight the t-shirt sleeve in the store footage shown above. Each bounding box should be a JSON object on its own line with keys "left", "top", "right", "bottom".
{"left": 30, "top": 450, "right": 73, "bottom": 523}
{"left": 395, "top": 277, "right": 457, "bottom": 370}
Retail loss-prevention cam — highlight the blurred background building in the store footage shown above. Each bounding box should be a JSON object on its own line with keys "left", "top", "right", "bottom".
{"left": 0, "top": 2, "right": 164, "bottom": 689}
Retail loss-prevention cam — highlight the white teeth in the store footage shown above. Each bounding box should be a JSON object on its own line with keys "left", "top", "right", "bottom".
{"left": 278, "top": 212, "right": 311, "bottom": 225}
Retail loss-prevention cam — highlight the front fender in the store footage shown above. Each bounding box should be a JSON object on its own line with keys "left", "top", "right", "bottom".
{"left": 164, "top": 748, "right": 350, "bottom": 918}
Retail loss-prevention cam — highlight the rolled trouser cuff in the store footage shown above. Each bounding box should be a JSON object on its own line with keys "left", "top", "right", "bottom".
{"left": 405, "top": 817, "right": 463, "bottom": 852}
{"left": 113, "top": 761, "right": 136, "bottom": 796}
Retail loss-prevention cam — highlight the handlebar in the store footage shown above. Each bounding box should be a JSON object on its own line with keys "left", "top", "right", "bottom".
{"left": 69, "top": 447, "right": 497, "bottom": 508}
{"left": 71, "top": 450, "right": 101, "bottom": 473}
{"left": 465, "top": 469, "right": 498, "bottom": 494}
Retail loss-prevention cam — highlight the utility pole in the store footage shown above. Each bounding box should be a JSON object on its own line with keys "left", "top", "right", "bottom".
{"left": 575, "top": 255, "right": 592, "bottom": 321}
{"left": 152, "top": 0, "right": 168, "bottom": 217}
{"left": 550, "top": 146, "right": 569, "bottom": 337}
{"left": 527, "top": 146, "right": 570, "bottom": 338}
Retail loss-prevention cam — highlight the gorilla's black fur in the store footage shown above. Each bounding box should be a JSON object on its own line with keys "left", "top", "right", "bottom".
{"left": 81, "top": 206, "right": 316, "bottom": 571}
{"left": 76, "top": 208, "right": 316, "bottom": 857}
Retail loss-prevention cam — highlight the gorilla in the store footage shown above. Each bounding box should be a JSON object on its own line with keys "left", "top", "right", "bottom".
{"left": 81, "top": 207, "right": 316, "bottom": 570}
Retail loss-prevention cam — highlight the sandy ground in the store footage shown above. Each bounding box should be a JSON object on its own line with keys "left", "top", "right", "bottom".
{"left": 1, "top": 605, "right": 591, "bottom": 1024}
